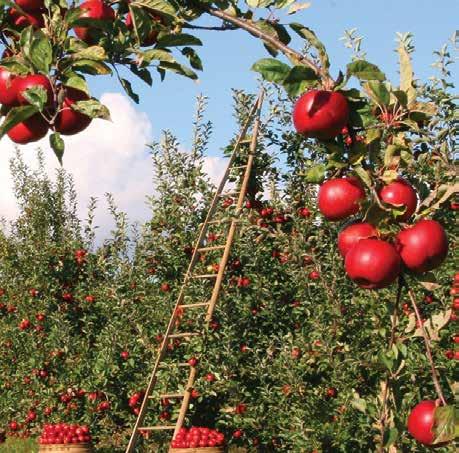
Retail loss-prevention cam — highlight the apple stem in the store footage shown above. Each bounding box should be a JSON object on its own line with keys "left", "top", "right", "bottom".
{"left": 377, "top": 277, "right": 402, "bottom": 452}
{"left": 406, "top": 286, "right": 447, "bottom": 406}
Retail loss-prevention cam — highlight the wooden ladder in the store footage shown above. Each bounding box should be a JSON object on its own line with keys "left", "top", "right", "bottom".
{"left": 125, "top": 91, "right": 264, "bottom": 453}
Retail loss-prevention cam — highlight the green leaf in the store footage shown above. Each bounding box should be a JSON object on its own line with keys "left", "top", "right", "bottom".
{"left": 72, "top": 99, "right": 111, "bottom": 120}
{"left": 71, "top": 46, "right": 107, "bottom": 61}
{"left": 288, "top": 2, "right": 311, "bottom": 14}
{"left": 158, "top": 61, "right": 198, "bottom": 80}
{"left": 383, "top": 427, "right": 398, "bottom": 447}
{"left": 251, "top": 58, "right": 291, "bottom": 83}
{"left": 353, "top": 166, "right": 372, "bottom": 188}
{"left": 49, "top": 132, "right": 65, "bottom": 165}
{"left": 303, "top": 164, "right": 326, "bottom": 183}
{"left": 181, "top": 47, "right": 203, "bottom": 71}
{"left": 72, "top": 59, "right": 112, "bottom": 75}
{"left": 378, "top": 351, "right": 393, "bottom": 371}
{"left": 157, "top": 33, "right": 202, "bottom": 47}
{"left": 129, "top": 64, "right": 153, "bottom": 86}
{"left": 131, "top": 0, "right": 176, "bottom": 18}
{"left": 282, "top": 65, "right": 318, "bottom": 97}
{"left": 0, "top": 105, "right": 38, "bottom": 138}
{"left": 29, "top": 31, "right": 53, "bottom": 74}
{"left": 137, "top": 48, "right": 174, "bottom": 65}
{"left": 21, "top": 86, "right": 49, "bottom": 111}
{"left": 363, "top": 81, "right": 390, "bottom": 107}
{"left": 381, "top": 169, "right": 398, "bottom": 184}
{"left": 346, "top": 60, "right": 385, "bottom": 81}
{"left": 0, "top": 58, "right": 30, "bottom": 75}
{"left": 119, "top": 78, "right": 140, "bottom": 104}
{"left": 433, "top": 405, "right": 456, "bottom": 444}
{"left": 397, "top": 42, "right": 416, "bottom": 106}
{"left": 290, "top": 23, "right": 329, "bottom": 70}
{"left": 63, "top": 75, "right": 89, "bottom": 95}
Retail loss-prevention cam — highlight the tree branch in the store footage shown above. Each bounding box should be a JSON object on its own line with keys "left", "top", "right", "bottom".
{"left": 405, "top": 284, "right": 447, "bottom": 406}
{"left": 183, "top": 23, "right": 238, "bottom": 31}
{"left": 201, "top": 5, "right": 332, "bottom": 86}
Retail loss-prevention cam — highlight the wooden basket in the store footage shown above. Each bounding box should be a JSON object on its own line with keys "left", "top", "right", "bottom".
{"left": 38, "top": 444, "right": 93, "bottom": 453}
{"left": 169, "top": 448, "right": 224, "bottom": 453}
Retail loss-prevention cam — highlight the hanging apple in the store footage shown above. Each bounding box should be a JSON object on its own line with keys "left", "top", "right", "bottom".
{"left": 407, "top": 400, "right": 436, "bottom": 445}
{"left": 344, "top": 239, "right": 401, "bottom": 289}
{"left": 318, "top": 177, "right": 365, "bottom": 221}
{"left": 396, "top": 219, "right": 448, "bottom": 273}
{"left": 54, "top": 87, "right": 92, "bottom": 135}
{"left": 73, "top": 0, "right": 115, "bottom": 45}
{"left": 7, "top": 114, "right": 49, "bottom": 144}
{"left": 379, "top": 178, "right": 418, "bottom": 221}
{"left": 293, "top": 90, "right": 349, "bottom": 140}
{"left": 337, "top": 222, "right": 378, "bottom": 257}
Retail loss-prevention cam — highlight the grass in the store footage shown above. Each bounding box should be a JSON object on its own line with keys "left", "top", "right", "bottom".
{"left": 0, "top": 437, "right": 38, "bottom": 453}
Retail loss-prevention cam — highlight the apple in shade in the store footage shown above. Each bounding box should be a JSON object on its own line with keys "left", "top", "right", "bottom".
{"left": 344, "top": 239, "right": 401, "bottom": 289}
{"left": 379, "top": 178, "right": 418, "bottom": 221}
{"left": 337, "top": 222, "right": 378, "bottom": 257}
{"left": 7, "top": 114, "right": 49, "bottom": 144}
{"left": 15, "top": 0, "right": 45, "bottom": 11}
{"left": 0, "top": 67, "right": 18, "bottom": 106}
{"left": 7, "top": 8, "right": 44, "bottom": 29}
{"left": 125, "top": 13, "right": 162, "bottom": 46}
{"left": 293, "top": 90, "right": 349, "bottom": 140}
{"left": 73, "top": 0, "right": 115, "bottom": 44}
{"left": 407, "top": 400, "right": 436, "bottom": 445}
{"left": 396, "top": 220, "right": 448, "bottom": 273}
{"left": 54, "top": 87, "right": 92, "bottom": 135}
{"left": 318, "top": 177, "right": 365, "bottom": 221}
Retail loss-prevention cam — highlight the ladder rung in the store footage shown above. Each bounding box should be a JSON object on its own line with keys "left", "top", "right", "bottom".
{"left": 218, "top": 191, "right": 239, "bottom": 197}
{"left": 138, "top": 426, "right": 175, "bottom": 431}
{"left": 157, "top": 393, "right": 184, "bottom": 399}
{"left": 179, "top": 302, "right": 210, "bottom": 309}
{"left": 168, "top": 332, "right": 201, "bottom": 339}
{"left": 197, "top": 245, "right": 226, "bottom": 252}
{"left": 158, "top": 362, "right": 190, "bottom": 369}
{"left": 191, "top": 274, "right": 218, "bottom": 279}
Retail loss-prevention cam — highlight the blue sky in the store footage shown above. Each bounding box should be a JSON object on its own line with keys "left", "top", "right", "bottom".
{"left": 88, "top": 0, "right": 458, "bottom": 156}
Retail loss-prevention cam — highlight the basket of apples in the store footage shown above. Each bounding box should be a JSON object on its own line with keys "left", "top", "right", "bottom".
{"left": 38, "top": 423, "right": 93, "bottom": 452}
{"left": 169, "top": 427, "right": 225, "bottom": 452}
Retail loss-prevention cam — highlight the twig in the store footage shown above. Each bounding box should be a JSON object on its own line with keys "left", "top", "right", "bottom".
{"left": 183, "top": 23, "right": 238, "bottom": 31}
{"left": 405, "top": 283, "right": 447, "bottom": 405}
{"left": 202, "top": 5, "right": 333, "bottom": 87}
{"left": 377, "top": 277, "right": 402, "bottom": 452}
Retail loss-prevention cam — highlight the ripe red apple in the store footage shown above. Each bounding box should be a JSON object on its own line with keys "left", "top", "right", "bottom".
{"left": 7, "top": 112, "right": 48, "bottom": 144}
{"left": 15, "top": 0, "right": 45, "bottom": 11}
{"left": 396, "top": 220, "right": 448, "bottom": 273}
{"left": 318, "top": 177, "right": 365, "bottom": 221}
{"left": 73, "top": 0, "right": 115, "bottom": 44}
{"left": 379, "top": 178, "right": 418, "bottom": 221}
{"left": 161, "top": 283, "right": 170, "bottom": 292}
{"left": 344, "top": 239, "right": 401, "bottom": 289}
{"left": 297, "top": 207, "right": 311, "bottom": 218}
{"left": 0, "top": 67, "right": 18, "bottom": 106}
{"left": 125, "top": 12, "right": 161, "bottom": 46}
{"left": 407, "top": 400, "right": 436, "bottom": 445}
{"left": 293, "top": 90, "right": 349, "bottom": 140}
{"left": 187, "top": 357, "right": 198, "bottom": 367}
{"left": 308, "top": 270, "right": 320, "bottom": 280}
{"left": 14, "top": 74, "right": 53, "bottom": 105}
{"left": 54, "top": 87, "right": 92, "bottom": 135}
{"left": 337, "top": 222, "right": 378, "bottom": 257}
{"left": 120, "top": 350, "right": 129, "bottom": 360}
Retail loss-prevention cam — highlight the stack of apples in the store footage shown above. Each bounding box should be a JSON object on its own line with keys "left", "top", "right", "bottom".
{"left": 170, "top": 427, "right": 225, "bottom": 449}
{"left": 38, "top": 423, "right": 91, "bottom": 444}
{"left": 293, "top": 90, "right": 448, "bottom": 289}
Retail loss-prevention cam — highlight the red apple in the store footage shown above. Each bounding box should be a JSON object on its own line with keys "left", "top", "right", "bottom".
{"left": 125, "top": 12, "right": 161, "bottom": 46}
{"left": 379, "top": 178, "right": 417, "bottom": 221}
{"left": 344, "top": 239, "right": 401, "bottom": 289}
{"left": 407, "top": 400, "right": 436, "bottom": 445}
{"left": 396, "top": 220, "right": 448, "bottom": 273}
{"left": 14, "top": 74, "right": 53, "bottom": 105}
{"left": 15, "top": 0, "right": 45, "bottom": 11}
{"left": 0, "top": 66, "right": 18, "bottom": 106}
{"left": 54, "top": 87, "right": 92, "bottom": 135}
{"left": 293, "top": 90, "right": 349, "bottom": 140}
{"left": 73, "top": 0, "right": 115, "bottom": 44}
{"left": 7, "top": 8, "right": 44, "bottom": 29}
{"left": 7, "top": 114, "right": 49, "bottom": 143}
{"left": 318, "top": 177, "right": 365, "bottom": 221}
{"left": 337, "top": 222, "right": 378, "bottom": 257}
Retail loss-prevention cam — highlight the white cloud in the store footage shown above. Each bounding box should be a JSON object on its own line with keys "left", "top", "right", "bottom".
{"left": 0, "top": 93, "right": 229, "bottom": 242}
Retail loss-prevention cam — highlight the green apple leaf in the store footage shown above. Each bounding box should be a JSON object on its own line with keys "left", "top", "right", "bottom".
{"left": 251, "top": 58, "right": 291, "bottom": 83}
{"left": 49, "top": 132, "right": 65, "bottom": 165}
{"left": 346, "top": 60, "right": 386, "bottom": 81}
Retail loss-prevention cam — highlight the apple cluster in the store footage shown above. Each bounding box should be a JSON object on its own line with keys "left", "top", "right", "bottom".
{"left": 171, "top": 427, "right": 225, "bottom": 449}
{"left": 293, "top": 89, "right": 449, "bottom": 289}
{"left": 38, "top": 423, "right": 92, "bottom": 445}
